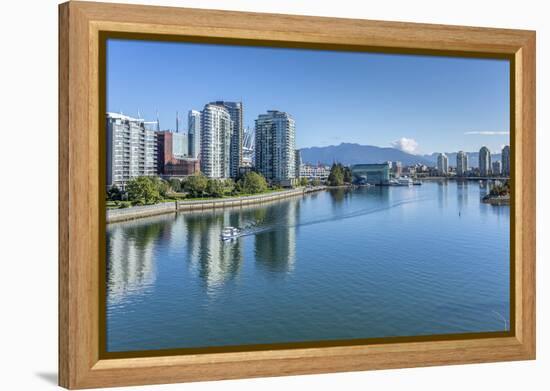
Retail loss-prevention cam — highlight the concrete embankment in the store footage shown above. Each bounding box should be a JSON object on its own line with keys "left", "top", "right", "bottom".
{"left": 107, "top": 187, "right": 324, "bottom": 224}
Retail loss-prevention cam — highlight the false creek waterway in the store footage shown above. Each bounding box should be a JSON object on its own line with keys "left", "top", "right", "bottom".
{"left": 106, "top": 180, "right": 510, "bottom": 352}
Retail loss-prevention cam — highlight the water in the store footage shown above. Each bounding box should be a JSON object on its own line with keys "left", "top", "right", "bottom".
{"left": 106, "top": 180, "right": 510, "bottom": 352}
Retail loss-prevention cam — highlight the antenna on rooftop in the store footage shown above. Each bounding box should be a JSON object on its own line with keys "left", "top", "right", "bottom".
{"left": 156, "top": 110, "right": 160, "bottom": 132}
{"left": 176, "top": 111, "right": 179, "bottom": 133}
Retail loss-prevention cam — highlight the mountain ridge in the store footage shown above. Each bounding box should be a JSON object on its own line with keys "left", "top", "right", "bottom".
{"left": 299, "top": 143, "right": 501, "bottom": 168}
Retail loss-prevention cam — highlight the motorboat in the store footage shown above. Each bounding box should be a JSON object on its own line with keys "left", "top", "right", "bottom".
{"left": 397, "top": 177, "right": 413, "bottom": 186}
{"left": 390, "top": 177, "right": 413, "bottom": 186}
{"left": 221, "top": 226, "right": 240, "bottom": 241}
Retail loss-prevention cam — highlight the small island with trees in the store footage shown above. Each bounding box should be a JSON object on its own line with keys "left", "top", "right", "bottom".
{"left": 482, "top": 180, "right": 510, "bottom": 205}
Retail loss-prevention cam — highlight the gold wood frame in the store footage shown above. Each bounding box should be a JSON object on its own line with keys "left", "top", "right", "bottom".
{"left": 59, "top": 1, "right": 536, "bottom": 389}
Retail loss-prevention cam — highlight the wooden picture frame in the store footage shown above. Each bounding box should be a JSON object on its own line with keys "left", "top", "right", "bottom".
{"left": 59, "top": 1, "right": 536, "bottom": 389}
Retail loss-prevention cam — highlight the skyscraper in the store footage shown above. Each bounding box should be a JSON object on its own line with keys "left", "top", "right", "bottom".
{"left": 479, "top": 146, "right": 492, "bottom": 176}
{"left": 242, "top": 127, "right": 255, "bottom": 167}
{"left": 456, "top": 150, "right": 469, "bottom": 176}
{"left": 437, "top": 153, "right": 448, "bottom": 175}
{"left": 492, "top": 160, "right": 502, "bottom": 176}
{"left": 255, "top": 110, "right": 296, "bottom": 185}
{"left": 172, "top": 132, "right": 188, "bottom": 159}
{"left": 210, "top": 101, "right": 243, "bottom": 178}
{"left": 502, "top": 145, "right": 510, "bottom": 177}
{"left": 200, "top": 104, "right": 233, "bottom": 178}
{"left": 188, "top": 110, "right": 201, "bottom": 159}
{"left": 106, "top": 112, "right": 157, "bottom": 188}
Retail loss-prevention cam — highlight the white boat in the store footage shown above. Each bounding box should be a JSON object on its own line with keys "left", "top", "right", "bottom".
{"left": 397, "top": 177, "right": 413, "bottom": 186}
{"left": 390, "top": 177, "right": 413, "bottom": 186}
{"left": 221, "top": 226, "right": 240, "bottom": 241}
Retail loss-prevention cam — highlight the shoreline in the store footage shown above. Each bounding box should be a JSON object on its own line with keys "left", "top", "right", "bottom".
{"left": 421, "top": 176, "right": 510, "bottom": 181}
{"left": 107, "top": 186, "right": 326, "bottom": 224}
{"left": 482, "top": 195, "right": 510, "bottom": 205}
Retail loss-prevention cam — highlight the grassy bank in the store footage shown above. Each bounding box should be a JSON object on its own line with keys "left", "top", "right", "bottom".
{"left": 107, "top": 188, "right": 289, "bottom": 210}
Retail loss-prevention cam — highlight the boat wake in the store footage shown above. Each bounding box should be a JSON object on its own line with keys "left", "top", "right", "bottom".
{"left": 236, "top": 196, "right": 431, "bottom": 238}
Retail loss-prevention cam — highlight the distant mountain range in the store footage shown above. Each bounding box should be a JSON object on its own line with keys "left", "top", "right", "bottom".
{"left": 299, "top": 143, "right": 501, "bottom": 168}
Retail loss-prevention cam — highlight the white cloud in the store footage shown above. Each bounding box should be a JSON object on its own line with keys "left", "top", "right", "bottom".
{"left": 391, "top": 137, "right": 419, "bottom": 154}
{"left": 464, "top": 131, "right": 509, "bottom": 135}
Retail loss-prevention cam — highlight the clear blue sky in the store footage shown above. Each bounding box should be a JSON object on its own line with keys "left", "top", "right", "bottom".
{"left": 107, "top": 39, "right": 510, "bottom": 155}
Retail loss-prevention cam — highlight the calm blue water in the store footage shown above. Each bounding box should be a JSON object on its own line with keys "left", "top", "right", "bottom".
{"left": 106, "top": 180, "right": 510, "bottom": 352}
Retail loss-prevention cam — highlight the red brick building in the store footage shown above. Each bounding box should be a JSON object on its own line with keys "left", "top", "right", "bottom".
{"left": 156, "top": 131, "right": 200, "bottom": 177}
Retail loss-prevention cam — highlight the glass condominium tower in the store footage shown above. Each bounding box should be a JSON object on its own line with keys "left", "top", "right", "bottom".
{"left": 255, "top": 110, "right": 296, "bottom": 183}
{"left": 188, "top": 110, "right": 201, "bottom": 159}
{"left": 479, "top": 146, "right": 492, "bottom": 176}
{"left": 456, "top": 150, "right": 469, "bottom": 177}
{"left": 210, "top": 101, "right": 243, "bottom": 178}
{"left": 437, "top": 153, "right": 449, "bottom": 175}
{"left": 200, "top": 104, "right": 233, "bottom": 179}
{"left": 501, "top": 145, "right": 511, "bottom": 176}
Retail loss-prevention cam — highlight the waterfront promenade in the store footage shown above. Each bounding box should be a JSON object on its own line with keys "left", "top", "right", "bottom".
{"left": 107, "top": 186, "right": 325, "bottom": 223}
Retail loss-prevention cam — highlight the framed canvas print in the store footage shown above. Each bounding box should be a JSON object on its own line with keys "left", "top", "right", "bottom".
{"left": 58, "top": 1, "right": 536, "bottom": 389}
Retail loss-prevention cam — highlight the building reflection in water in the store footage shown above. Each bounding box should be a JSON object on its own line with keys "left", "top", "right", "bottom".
{"left": 437, "top": 179, "right": 448, "bottom": 209}
{"left": 254, "top": 198, "right": 300, "bottom": 275}
{"left": 184, "top": 210, "right": 243, "bottom": 294}
{"left": 456, "top": 179, "right": 469, "bottom": 210}
{"left": 106, "top": 195, "right": 312, "bottom": 297}
{"left": 106, "top": 218, "right": 164, "bottom": 304}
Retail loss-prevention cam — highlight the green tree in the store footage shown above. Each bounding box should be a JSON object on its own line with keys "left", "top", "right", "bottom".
{"left": 156, "top": 178, "right": 170, "bottom": 198}
{"left": 126, "top": 176, "right": 162, "bottom": 205}
{"left": 343, "top": 166, "right": 352, "bottom": 184}
{"left": 328, "top": 163, "right": 344, "bottom": 186}
{"left": 184, "top": 174, "right": 208, "bottom": 198}
{"left": 206, "top": 179, "right": 225, "bottom": 198}
{"left": 223, "top": 179, "right": 236, "bottom": 195}
{"left": 107, "top": 185, "right": 122, "bottom": 201}
{"left": 168, "top": 178, "right": 182, "bottom": 192}
{"left": 238, "top": 171, "right": 268, "bottom": 194}
{"left": 299, "top": 177, "right": 308, "bottom": 187}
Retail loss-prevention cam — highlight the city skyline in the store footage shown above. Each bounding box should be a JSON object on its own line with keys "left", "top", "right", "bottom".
{"left": 107, "top": 39, "right": 510, "bottom": 154}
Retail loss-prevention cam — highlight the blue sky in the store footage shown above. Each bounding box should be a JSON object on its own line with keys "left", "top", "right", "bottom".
{"left": 107, "top": 39, "right": 510, "bottom": 154}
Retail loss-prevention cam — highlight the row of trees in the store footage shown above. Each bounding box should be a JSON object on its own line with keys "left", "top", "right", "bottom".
{"left": 106, "top": 168, "right": 337, "bottom": 207}
{"left": 327, "top": 163, "right": 352, "bottom": 186}
{"left": 181, "top": 171, "right": 269, "bottom": 198}
{"left": 107, "top": 171, "right": 272, "bottom": 206}
{"left": 107, "top": 176, "right": 168, "bottom": 206}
